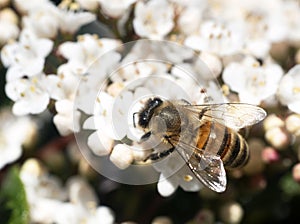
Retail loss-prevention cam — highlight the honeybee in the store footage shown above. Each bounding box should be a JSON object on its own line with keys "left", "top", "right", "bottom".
{"left": 134, "top": 97, "right": 267, "bottom": 192}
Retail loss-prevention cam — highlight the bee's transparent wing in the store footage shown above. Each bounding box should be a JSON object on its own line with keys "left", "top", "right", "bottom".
{"left": 183, "top": 103, "right": 267, "bottom": 130}
{"left": 174, "top": 140, "right": 227, "bottom": 193}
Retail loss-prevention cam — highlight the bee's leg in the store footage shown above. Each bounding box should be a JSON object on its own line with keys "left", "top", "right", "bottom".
{"left": 180, "top": 99, "right": 191, "bottom": 105}
{"left": 144, "top": 146, "right": 175, "bottom": 161}
{"left": 198, "top": 107, "right": 210, "bottom": 119}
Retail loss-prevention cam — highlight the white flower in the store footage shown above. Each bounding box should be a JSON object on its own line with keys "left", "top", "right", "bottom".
{"left": 99, "top": 0, "right": 137, "bottom": 18}
{"left": 22, "top": 3, "right": 60, "bottom": 38}
{"left": 223, "top": 56, "right": 283, "bottom": 104}
{"left": 20, "top": 158, "right": 67, "bottom": 223}
{"left": 110, "top": 144, "right": 134, "bottom": 169}
{"left": 83, "top": 92, "right": 116, "bottom": 144}
{"left": 46, "top": 62, "right": 84, "bottom": 136}
{"left": 0, "top": 8, "right": 20, "bottom": 45}
{"left": 133, "top": 0, "right": 174, "bottom": 39}
{"left": 176, "top": 0, "right": 207, "bottom": 35}
{"left": 56, "top": 35, "right": 121, "bottom": 114}
{"left": 86, "top": 128, "right": 114, "bottom": 156}
{"left": 76, "top": 0, "right": 99, "bottom": 11}
{"left": 184, "top": 20, "right": 244, "bottom": 56}
{"left": 55, "top": 176, "right": 115, "bottom": 224}
{"left": 0, "top": 20, "right": 19, "bottom": 45}
{"left": 282, "top": 1, "right": 300, "bottom": 42}
{"left": 154, "top": 152, "right": 202, "bottom": 197}
{"left": 110, "top": 61, "right": 164, "bottom": 83}
{"left": 241, "top": 0, "right": 288, "bottom": 58}
{"left": 198, "top": 52, "right": 223, "bottom": 79}
{"left": 278, "top": 65, "right": 300, "bottom": 114}
{"left": 58, "top": 35, "right": 121, "bottom": 77}
{"left": 57, "top": 3, "right": 96, "bottom": 34}
{"left": 206, "top": 0, "right": 290, "bottom": 58}
{"left": 20, "top": 159, "right": 115, "bottom": 224}
{"left": 53, "top": 99, "right": 81, "bottom": 136}
{"left": 46, "top": 63, "right": 82, "bottom": 101}
{"left": 13, "top": 0, "right": 52, "bottom": 14}
{"left": 86, "top": 206, "right": 115, "bottom": 224}
{"left": 121, "top": 40, "right": 195, "bottom": 70}
{"left": 0, "top": 110, "right": 36, "bottom": 169}
{"left": 83, "top": 87, "right": 148, "bottom": 164}
{"left": 84, "top": 89, "right": 139, "bottom": 141}
{"left": 5, "top": 73, "right": 50, "bottom": 115}
{"left": 1, "top": 29, "right": 53, "bottom": 81}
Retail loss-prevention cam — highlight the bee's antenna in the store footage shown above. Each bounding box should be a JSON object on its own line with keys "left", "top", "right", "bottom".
{"left": 133, "top": 112, "right": 139, "bottom": 128}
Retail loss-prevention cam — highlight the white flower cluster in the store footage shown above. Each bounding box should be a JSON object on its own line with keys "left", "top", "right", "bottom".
{"left": 0, "top": 0, "right": 299, "bottom": 202}
{"left": 81, "top": 40, "right": 225, "bottom": 196}
{"left": 0, "top": 108, "right": 36, "bottom": 169}
{"left": 20, "top": 158, "right": 115, "bottom": 224}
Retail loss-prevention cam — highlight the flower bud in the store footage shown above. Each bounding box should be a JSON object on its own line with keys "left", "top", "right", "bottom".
{"left": 265, "top": 127, "right": 290, "bottom": 150}
{"left": 261, "top": 147, "right": 280, "bottom": 163}
{"left": 292, "top": 163, "right": 300, "bottom": 183}
{"left": 20, "top": 158, "right": 46, "bottom": 178}
{"left": 198, "top": 52, "right": 222, "bottom": 79}
{"left": 0, "top": 9, "right": 19, "bottom": 45}
{"left": 285, "top": 114, "right": 300, "bottom": 136}
{"left": 263, "top": 114, "right": 284, "bottom": 131}
{"left": 76, "top": 0, "right": 99, "bottom": 11}
{"left": 219, "top": 201, "right": 244, "bottom": 224}
{"left": 152, "top": 216, "right": 173, "bottom": 224}
{"left": 110, "top": 144, "right": 134, "bottom": 169}
{"left": 0, "top": 8, "right": 18, "bottom": 24}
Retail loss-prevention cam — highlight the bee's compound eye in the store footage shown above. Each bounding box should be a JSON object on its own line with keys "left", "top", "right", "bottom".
{"left": 137, "top": 97, "right": 163, "bottom": 128}
{"left": 153, "top": 98, "right": 163, "bottom": 105}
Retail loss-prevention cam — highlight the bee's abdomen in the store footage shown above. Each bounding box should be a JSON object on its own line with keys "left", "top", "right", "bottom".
{"left": 218, "top": 127, "right": 249, "bottom": 168}
{"left": 196, "top": 122, "right": 249, "bottom": 169}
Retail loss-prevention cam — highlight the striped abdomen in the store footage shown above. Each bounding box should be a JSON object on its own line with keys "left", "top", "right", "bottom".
{"left": 196, "top": 121, "right": 249, "bottom": 169}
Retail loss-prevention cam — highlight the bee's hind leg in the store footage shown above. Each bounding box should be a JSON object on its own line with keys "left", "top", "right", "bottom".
{"left": 144, "top": 146, "right": 175, "bottom": 161}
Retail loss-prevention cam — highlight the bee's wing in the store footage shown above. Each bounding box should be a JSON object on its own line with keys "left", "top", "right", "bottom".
{"left": 173, "top": 140, "right": 227, "bottom": 193}
{"left": 182, "top": 103, "right": 267, "bottom": 130}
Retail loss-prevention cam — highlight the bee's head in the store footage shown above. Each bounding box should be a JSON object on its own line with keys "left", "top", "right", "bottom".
{"left": 135, "top": 97, "right": 163, "bottom": 129}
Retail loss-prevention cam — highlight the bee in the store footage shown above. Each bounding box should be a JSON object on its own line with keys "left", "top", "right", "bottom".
{"left": 134, "top": 97, "right": 267, "bottom": 192}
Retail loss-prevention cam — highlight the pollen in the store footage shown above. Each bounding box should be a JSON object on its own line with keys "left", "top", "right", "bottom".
{"left": 70, "top": 2, "right": 80, "bottom": 11}
{"left": 32, "top": 77, "right": 38, "bottom": 84}
{"left": 98, "top": 40, "right": 103, "bottom": 47}
{"left": 293, "top": 87, "right": 300, "bottom": 94}
{"left": 58, "top": 73, "right": 65, "bottom": 79}
{"left": 222, "top": 84, "right": 230, "bottom": 96}
{"left": 184, "top": 175, "right": 193, "bottom": 182}
{"left": 77, "top": 35, "right": 84, "bottom": 42}
{"left": 145, "top": 13, "right": 153, "bottom": 25}
{"left": 30, "top": 86, "right": 36, "bottom": 92}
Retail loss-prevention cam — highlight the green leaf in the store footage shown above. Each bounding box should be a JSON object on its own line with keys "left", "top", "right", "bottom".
{"left": 0, "top": 166, "right": 30, "bottom": 224}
